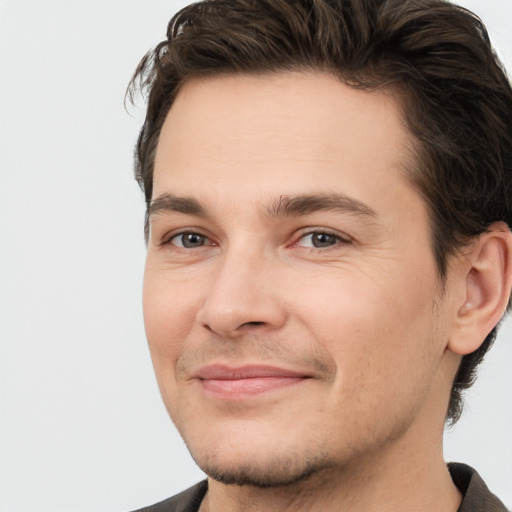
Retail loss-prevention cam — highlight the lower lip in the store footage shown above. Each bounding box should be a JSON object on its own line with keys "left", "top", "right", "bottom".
{"left": 199, "top": 376, "right": 305, "bottom": 399}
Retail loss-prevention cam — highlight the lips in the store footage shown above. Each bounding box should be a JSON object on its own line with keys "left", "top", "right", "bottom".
{"left": 193, "top": 364, "right": 309, "bottom": 399}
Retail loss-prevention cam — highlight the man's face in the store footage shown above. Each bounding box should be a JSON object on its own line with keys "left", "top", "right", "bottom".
{"left": 143, "top": 72, "right": 455, "bottom": 486}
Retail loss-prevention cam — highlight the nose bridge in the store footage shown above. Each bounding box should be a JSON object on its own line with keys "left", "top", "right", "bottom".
{"left": 197, "top": 239, "right": 286, "bottom": 336}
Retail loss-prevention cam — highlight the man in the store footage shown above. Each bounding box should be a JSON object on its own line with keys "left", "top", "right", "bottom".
{"left": 129, "top": 0, "right": 512, "bottom": 510}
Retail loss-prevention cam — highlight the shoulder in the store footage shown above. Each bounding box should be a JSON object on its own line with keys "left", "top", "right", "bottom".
{"left": 449, "top": 463, "right": 509, "bottom": 512}
{"left": 131, "top": 480, "right": 208, "bottom": 512}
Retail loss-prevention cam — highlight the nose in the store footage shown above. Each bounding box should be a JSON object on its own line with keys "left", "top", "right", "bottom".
{"left": 196, "top": 247, "right": 288, "bottom": 338}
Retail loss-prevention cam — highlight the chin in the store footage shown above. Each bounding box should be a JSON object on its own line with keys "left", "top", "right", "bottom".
{"left": 186, "top": 436, "right": 332, "bottom": 488}
{"left": 202, "top": 461, "right": 323, "bottom": 488}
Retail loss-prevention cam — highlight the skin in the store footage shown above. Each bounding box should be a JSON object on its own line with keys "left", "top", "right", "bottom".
{"left": 143, "top": 71, "right": 509, "bottom": 511}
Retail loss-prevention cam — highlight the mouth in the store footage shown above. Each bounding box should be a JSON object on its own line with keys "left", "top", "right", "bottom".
{"left": 192, "top": 364, "right": 311, "bottom": 399}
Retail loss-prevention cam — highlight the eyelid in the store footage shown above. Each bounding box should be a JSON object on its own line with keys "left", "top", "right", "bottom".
{"left": 291, "top": 228, "right": 352, "bottom": 248}
{"left": 156, "top": 226, "right": 352, "bottom": 249}
{"left": 159, "top": 228, "right": 216, "bottom": 247}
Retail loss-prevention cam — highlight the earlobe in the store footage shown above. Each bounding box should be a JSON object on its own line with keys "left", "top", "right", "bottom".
{"left": 448, "top": 222, "right": 512, "bottom": 356}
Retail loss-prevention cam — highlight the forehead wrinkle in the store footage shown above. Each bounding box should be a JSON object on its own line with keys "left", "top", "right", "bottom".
{"left": 264, "top": 193, "right": 378, "bottom": 219}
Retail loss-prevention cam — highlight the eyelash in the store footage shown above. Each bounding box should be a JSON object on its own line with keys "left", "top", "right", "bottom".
{"left": 292, "top": 230, "right": 351, "bottom": 249}
{"left": 160, "top": 231, "right": 215, "bottom": 249}
{"left": 160, "top": 229, "right": 350, "bottom": 251}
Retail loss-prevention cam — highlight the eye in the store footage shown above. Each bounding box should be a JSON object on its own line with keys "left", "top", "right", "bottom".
{"left": 168, "top": 232, "right": 213, "bottom": 248}
{"left": 295, "top": 231, "right": 347, "bottom": 249}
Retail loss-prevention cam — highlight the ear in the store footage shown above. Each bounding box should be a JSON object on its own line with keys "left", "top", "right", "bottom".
{"left": 448, "top": 222, "right": 512, "bottom": 356}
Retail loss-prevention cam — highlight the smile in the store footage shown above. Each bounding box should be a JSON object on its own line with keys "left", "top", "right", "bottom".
{"left": 193, "top": 364, "right": 310, "bottom": 399}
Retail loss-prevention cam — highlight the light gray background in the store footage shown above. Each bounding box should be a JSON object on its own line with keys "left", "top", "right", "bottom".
{"left": 0, "top": 1, "right": 511, "bottom": 511}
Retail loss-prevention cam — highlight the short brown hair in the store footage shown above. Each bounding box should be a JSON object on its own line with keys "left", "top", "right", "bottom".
{"left": 128, "top": 0, "right": 512, "bottom": 424}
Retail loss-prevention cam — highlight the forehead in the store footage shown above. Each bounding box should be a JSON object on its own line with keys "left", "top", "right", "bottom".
{"left": 153, "top": 71, "right": 415, "bottom": 214}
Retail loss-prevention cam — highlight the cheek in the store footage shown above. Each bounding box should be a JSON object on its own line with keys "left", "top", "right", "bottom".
{"left": 142, "top": 267, "right": 201, "bottom": 373}
{"left": 292, "top": 269, "right": 442, "bottom": 392}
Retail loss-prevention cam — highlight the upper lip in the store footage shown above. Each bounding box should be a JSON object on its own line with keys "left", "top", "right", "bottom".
{"left": 193, "top": 364, "right": 309, "bottom": 380}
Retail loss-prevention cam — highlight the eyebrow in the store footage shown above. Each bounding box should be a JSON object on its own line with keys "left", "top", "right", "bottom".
{"left": 148, "top": 193, "right": 207, "bottom": 218}
{"left": 147, "top": 192, "right": 377, "bottom": 220}
{"left": 265, "top": 193, "right": 377, "bottom": 218}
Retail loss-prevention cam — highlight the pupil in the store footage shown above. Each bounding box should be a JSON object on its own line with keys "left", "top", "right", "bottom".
{"left": 183, "top": 233, "right": 204, "bottom": 247}
{"left": 313, "top": 233, "right": 335, "bottom": 247}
